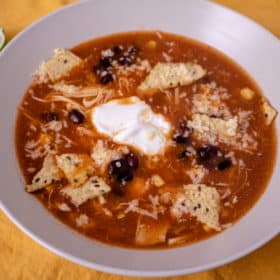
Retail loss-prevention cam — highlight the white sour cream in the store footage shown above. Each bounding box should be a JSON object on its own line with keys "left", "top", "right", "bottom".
{"left": 91, "top": 96, "right": 171, "bottom": 155}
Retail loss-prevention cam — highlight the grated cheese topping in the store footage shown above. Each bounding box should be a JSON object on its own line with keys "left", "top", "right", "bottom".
{"left": 41, "top": 120, "right": 63, "bottom": 133}
{"left": 57, "top": 203, "right": 71, "bottom": 212}
{"left": 186, "top": 165, "right": 208, "bottom": 184}
{"left": 24, "top": 138, "right": 50, "bottom": 160}
{"left": 188, "top": 114, "right": 238, "bottom": 138}
{"left": 192, "top": 90, "right": 231, "bottom": 119}
{"left": 91, "top": 140, "right": 129, "bottom": 172}
{"left": 76, "top": 214, "right": 89, "bottom": 227}
{"left": 116, "top": 59, "right": 151, "bottom": 77}
{"left": 120, "top": 195, "right": 162, "bottom": 220}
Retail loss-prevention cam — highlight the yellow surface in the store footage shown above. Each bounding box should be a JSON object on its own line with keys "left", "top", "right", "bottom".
{"left": 0, "top": 0, "right": 279, "bottom": 279}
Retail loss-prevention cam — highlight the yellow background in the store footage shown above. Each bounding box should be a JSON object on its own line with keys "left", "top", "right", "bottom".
{"left": 0, "top": 0, "right": 279, "bottom": 279}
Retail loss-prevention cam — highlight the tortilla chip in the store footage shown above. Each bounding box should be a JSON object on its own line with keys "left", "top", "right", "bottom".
{"left": 171, "top": 184, "right": 221, "bottom": 231}
{"left": 26, "top": 154, "right": 63, "bottom": 192}
{"left": 61, "top": 176, "right": 111, "bottom": 207}
{"left": 40, "top": 49, "right": 82, "bottom": 82}
{"left": 262, "top": 100, "right": 277, "bottom": 125}
{"left": 56, "top": 153, "right": 94, "bottom": 186}
{"left": 138, "top": 62, "right": 206, "bottom": 91}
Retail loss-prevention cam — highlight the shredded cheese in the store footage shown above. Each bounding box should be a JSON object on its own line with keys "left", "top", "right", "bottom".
{"left": 120, "top": 195, "right": 161, "bottom": 220}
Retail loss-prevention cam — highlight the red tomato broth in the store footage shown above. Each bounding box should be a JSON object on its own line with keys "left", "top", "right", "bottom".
{"left": 15, "top": 31, "right": 277, "bottom": 248}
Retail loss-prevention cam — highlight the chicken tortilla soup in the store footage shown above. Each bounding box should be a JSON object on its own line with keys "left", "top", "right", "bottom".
{"left": 16, "top": 31, "right": 277, "bottom": 248}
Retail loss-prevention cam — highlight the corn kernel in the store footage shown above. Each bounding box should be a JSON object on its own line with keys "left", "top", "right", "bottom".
{"left": 240, "top": 87, "right": 255, "bottom": 100}
{"left": 151, "top": 174, "right": 165, "bottom": 187}
{"left": 145, "top": 40, "right": 157, "bottom": 49}
{"left": 117, "top": 212, "right": 125, "bottom": 219}
{"left": 203, "top": 224, "right": 212, "bottom": 232}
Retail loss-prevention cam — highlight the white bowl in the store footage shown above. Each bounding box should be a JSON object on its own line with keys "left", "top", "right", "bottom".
{"left": 0, "top": 0, "right": 279, "bottom": 277}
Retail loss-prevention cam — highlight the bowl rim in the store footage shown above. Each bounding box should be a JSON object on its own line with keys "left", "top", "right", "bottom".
{"left": 2, "top": 203, "right": 279, "bottom": 277}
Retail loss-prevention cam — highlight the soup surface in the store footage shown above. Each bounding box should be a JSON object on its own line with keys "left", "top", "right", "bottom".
{"left": 16, "top": 31, "right": 277, "bottom": 248}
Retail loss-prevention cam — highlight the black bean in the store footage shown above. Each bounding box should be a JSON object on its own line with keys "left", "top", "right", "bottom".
{"left": 197, "top": 145, "right": 224, "bottom": 169}
{"left": 127, "top": 45, "right": 138, "bottom": 54}
{"left": 218, "top": 159, "right": 232, "bottom": 171}
{"left": 183, "top": 126, "right": 192, "bottom": 136}
{"left": 199, "top": 75, "right": 211, "bottom": 84}
{"left": 179, "top": 149, "right": 192, "bottom": 159}
{"left": 112, "top": 45, "right": 124, "bottom": 55}
{"left": 40, "top": 112, "right": 59, "bottom": 122}
{"left": 173, "top": 134, "right": 189, "bottom": 144}
{"left": 209, "top": 114, "right": 220, "bottom": 118}
{"left": 180, "top": 121, "right": 189, "bottom": 131}
{"left": 118, "top": 55, "right": 133, "bottom": 65}
{"left": 99, "top": 57, "right": 111, "bottom": 68}
{"left": 108, "top": 158, "right": 127, "bottom": 175}
{"left": 197, "top": 145, "right": 219, "bottom": 161}
{"left": 117, "top": 170, "right": 134, "bottom": 184}
{"left": 108, "top": 153, "right": 138, "bottom": 187}
{"left": 174, "top": 122, "right": 192, "bottom": 144}
{"left": 68, "top": 109, "right": 85, "bottom": 124}
{"left": 125, "top": 152, "right": 139, "bottom": 169}
{"left": 100, "top": 72, "right": 114, "bottom": 84}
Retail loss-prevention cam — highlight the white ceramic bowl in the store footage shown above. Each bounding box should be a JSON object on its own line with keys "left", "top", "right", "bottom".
{"left": 0, "top": 0, "right": 279, "bottom": 277}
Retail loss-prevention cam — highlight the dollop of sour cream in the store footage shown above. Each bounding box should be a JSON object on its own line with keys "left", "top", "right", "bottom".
{"left": 91, "top": 96, "right": 171, "bottom": 155}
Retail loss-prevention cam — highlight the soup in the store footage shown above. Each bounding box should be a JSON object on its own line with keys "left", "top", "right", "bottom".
{"left": 15, "top": 31, "right": 277, "bottom": 248}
